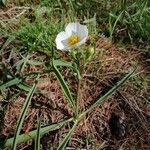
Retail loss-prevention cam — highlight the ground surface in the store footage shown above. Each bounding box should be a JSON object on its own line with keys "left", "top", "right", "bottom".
{"left": 0, "top": 1, "right": 150, "bottom": 150}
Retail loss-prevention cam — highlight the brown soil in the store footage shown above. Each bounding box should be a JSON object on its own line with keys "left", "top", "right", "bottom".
{"left": 0, "top": 36, "right": 150, "bottom": 150}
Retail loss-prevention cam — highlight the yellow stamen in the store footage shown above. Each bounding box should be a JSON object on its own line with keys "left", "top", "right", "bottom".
{"left": 68, "top": 35, "right": 80, "bottom": 46}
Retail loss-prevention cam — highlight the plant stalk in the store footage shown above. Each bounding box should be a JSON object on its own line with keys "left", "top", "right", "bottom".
{"left": 75, "top": 78, "right": 81, "bottom": 117}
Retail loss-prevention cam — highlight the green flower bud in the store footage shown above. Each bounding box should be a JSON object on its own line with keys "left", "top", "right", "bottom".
{"left": 86, "top": 47, "right": 95, "bottom": 59}
{"left": 84, "top": 47, "right": 95, "bottom": 64}
{"left": 87, "top": 47, "right": 95, "bottom": 56}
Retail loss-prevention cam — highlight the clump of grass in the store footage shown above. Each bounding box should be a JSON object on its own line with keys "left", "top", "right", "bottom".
{"left": 113, "top": 0, "right": 150, "bottom": 42}
{"left": 72, "top": 0, "right": 150, "bottom": 45}
{"left": 14, "top": 17, "right": 63, "bottom": 55}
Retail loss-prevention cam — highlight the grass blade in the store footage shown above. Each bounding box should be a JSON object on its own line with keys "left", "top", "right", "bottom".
{"left": 52, "top": 59, "right": 76, "bottom": 112}
{"left": 81, "top": 69, "right": 136, "bottom": 116}
{"left": 12, "top": 78, "right": 38, "bottom": 150}
{"left": 0, "top": 36, "right": 15, "bottom": 52}
{"left": 20, "top": 54, "right": 44, "bottom": 66}
{"left": 57, "top": 120, "right": 78, "bottom": 150}
{"left": 5, "top": 118, "right": 73, "bottom": 148}
{"left": 109, "top": 11, "right": 124, "bottom": 41}
{"left": 0, "top": 78, "right": 22, "bottom": 90}
{"left": 17, "top": 83, "right": 32, "bottom": 92}
{"left": 34, "top": 118, "right": 41, "bottom": 150}
{"left": 53, "top": 59, "right": 73, "bottom": 68}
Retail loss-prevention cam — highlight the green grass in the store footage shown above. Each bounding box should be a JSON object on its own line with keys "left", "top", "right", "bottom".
{"left": 1, "top": 0, "right": 150, "bottom": 49}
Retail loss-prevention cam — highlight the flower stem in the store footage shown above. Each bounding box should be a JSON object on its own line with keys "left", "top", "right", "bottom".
{"left": 75, "top": 78, "right": 81, "bottom": 117}
{"left": 75, "top": 50, "right": 84, "bottom": 117}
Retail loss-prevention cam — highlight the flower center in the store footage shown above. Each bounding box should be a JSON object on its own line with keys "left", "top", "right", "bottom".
{"left": 68, "top": 35, "right": 80, "bottom": 46}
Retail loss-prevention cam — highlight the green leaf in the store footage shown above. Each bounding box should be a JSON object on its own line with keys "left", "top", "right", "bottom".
{"left": 34, "top": 118, "right": 41, "bottom": 150}
{"left": 20, "top": 54, "right": 30, "bottom": 73}
{"left": 53, "top": 59, "right": 73, "bottom": 68}
{"left": 28, "top": 60, "right": 44, "bottom": 65}
{"left": 20, "top": 54, "right": 44, "bottom": 66}
{"left": 52, "top": 59, "right": 76, "bottom": 112}
{"left": 54, "top": 59, "right": 81, "bottom": 79}
{"left": 4, "top": 118, "right": 73, "bottom": 148}
{"left": 0, "top": 36, "right": 15, "bottom": 52}
{"left": 12, "top": 79, "right": 38, "bottom": 150}
{"left": 109, "top": 11, "right": 124, "bottom": 41}
{"left": 0, "top": 78, "right": 22, "bottom": 90}
{"left": 1, "top": 0, "right": 6, "bottom": 6}
{"left": 17, "top": 83, "right": 32, "bottom": 92}
{"left": 81, "top": 69, "right": 136, "bottom": 116}
{"left": 57, "top": 120, "right": 78, "bottom": 150}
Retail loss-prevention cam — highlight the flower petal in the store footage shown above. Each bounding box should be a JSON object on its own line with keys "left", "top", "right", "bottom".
{"left": 65, "top": 22, "right": 88, "bottom": 42}
{"left": 55, "top": 31, "right": 69, "bottom": 50}
{"left": 61, "top": 36, "right": 87, "bottom": 50}
{"left": 65, "top": 22, "right": 80, "bottom": 36}
{"left": 77, "top": 25, "right": 88, "bottom": 41}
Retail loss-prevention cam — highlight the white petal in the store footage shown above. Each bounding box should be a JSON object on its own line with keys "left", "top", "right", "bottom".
{"left": 75, "top": 36, "right": 87, "bottom": 47}
{"left": 65, "top": 22, "right": 88, "bottom": 42}
{"left": 61, "top": 39, "right": 71, "bottom": 50}
{"left": 71, "top": 37, "right": 87, "bottom": 49}
{"left": 56, "top": 22, "right": 88, "bottom": 51}
{"left": 77, "top": 25, "right": 88, "bottom": 41}
{"left": 65, "top": 22, "right": 80, "bottom": 36}
{"left": 55, "top": 31, "right": 69, "bottom": 51}
{"left": 61, "top": 36, "right": 87, "bottom": 50}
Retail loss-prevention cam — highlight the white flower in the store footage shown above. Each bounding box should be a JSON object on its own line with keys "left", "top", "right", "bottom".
{"left": 55, "top": 22, "right": 88, "bottom": 51}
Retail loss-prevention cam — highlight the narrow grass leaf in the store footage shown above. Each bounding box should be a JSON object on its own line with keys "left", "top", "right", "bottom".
{"left": 82, "top": 69, "right": 136, "bottom": 116}
{"left": 20, "top": 54, "right": 44, "bottom": 66}
{"left": 5, "top": 118, "right": 73, "bottom": 148}
{"left": 34, "top": 118, "right": 41, "bottom": 150}
{"left": 52, "top": 59, "right": 75, "bottom": 112}
{"left": 53, "top": 59, "right": 73, "bottom": 68}
{"left": 54, "top": 60, "right": 81, "bottom": 79}
{"left": 20, "top": 54, "right": 30, "bottom": 73}
{"left": 109, "top": 11, "right": 124, "bottom": 41}
{"left": 17, "top": 83, "right": 31, "bottom": 92}
{"left": 26, "top": 60, "right": 44, "bottom": 66}
{"left": 12, "top": 79, "right": 38, "bottom": 150}
{"left": 0, "top": 36, "right": 15, "bottom": 52}
{"left": 0, "top": 78, "right": 22, "bottom": 90}
{"left": 57, "top": 120, "right": 78, "bottom": 150}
